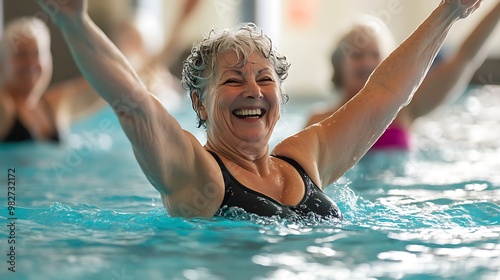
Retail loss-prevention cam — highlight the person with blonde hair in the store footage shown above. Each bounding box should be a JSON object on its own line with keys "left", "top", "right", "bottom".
{"left": 306, "top": 2, "right": 500, "bottom": 150}
{"left": 36, "top": 0, "right": 483, "bottom": 219}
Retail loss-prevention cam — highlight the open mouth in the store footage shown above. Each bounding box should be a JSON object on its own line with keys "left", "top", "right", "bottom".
{"left": 232, "top": 108, "right": 266, "bottom": 119}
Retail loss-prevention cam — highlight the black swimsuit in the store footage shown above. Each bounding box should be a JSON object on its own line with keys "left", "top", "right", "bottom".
{"left": 209, "top": 151, "right": 342, "bottom": 219}
{"left": 2, "top": 100, "right": 60, "bottom": 143}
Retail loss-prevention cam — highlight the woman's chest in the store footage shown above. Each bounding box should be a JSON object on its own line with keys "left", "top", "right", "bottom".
{"left": 228, "top": 163, "right": 306, "bottom": 207}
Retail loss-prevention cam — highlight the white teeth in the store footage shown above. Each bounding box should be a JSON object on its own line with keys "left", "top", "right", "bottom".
{"left": 234, "top": 109, "right": 262, "bottom": 116}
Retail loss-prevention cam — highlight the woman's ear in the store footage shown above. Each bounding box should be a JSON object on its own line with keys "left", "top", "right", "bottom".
{"left": 191, "top": 90, "right": 207, "bottom": 121}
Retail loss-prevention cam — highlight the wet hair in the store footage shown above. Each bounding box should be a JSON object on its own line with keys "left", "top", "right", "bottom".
{"left": 182, "top": 23, "right": 291, "bottom": 128}
{"left": 331, "top": 15, "right": 395, "bottom": 89}
{"left": 0, "top": 17, "right": 51, "bottom": 59}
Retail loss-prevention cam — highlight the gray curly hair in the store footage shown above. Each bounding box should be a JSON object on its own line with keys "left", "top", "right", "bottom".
{"left": 181, "top": 23, "right": 291, "bottom": 128}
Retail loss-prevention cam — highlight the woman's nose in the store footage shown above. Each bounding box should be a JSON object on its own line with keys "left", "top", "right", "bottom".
{"left": 18, "top": 54, "right": 40, "bottom": 70}
{"left": 28, "top": 53, "right": 41, "bottom": 67}
{"left": 243, "top": 80, "right": 264, "bottom": 99}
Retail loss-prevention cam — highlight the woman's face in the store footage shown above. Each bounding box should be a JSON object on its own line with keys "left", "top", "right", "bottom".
{"left": 202, "top": 51, "right": 281, "bottom": 150}
{"left": 339, "top": 38, "right": 382, "bottom": 97}
{"left": 3, "top": 36, "right": 48, "bottom": 94}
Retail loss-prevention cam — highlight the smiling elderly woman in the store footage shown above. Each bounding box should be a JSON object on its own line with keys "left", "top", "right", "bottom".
{"left": 181, "top": 24, "right": 341, "bottom": 218}
{"left": 37, "top": 0, "right": 483, "bottom": 219}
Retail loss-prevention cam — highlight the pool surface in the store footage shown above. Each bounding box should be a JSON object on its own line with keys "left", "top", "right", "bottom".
{"left": 1, "top": 86, "right": 499, "bottom": 280}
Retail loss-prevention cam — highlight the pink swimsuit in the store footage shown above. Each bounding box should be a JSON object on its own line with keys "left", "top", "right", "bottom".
{"left": 371, "top": 124, "right": 410, "bottom": 150}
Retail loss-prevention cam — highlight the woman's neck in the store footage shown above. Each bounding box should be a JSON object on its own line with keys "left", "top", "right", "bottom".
{"left": 205, "top": 141, "right": 271, "bottom": 176}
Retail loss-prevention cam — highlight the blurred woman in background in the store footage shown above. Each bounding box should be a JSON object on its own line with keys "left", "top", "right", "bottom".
{"left": 0, "top": 0, "right": 200, "bottom": 143}
{"left": 306, "top": 2, "right": 500, "bottom": 151}
{"left": 0, "top": 17, "right": 103, "bottom": 142}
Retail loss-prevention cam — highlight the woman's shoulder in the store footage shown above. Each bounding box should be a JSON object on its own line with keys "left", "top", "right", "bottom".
{"left": 272, "top": 128, "right": 316, "bottom": 164}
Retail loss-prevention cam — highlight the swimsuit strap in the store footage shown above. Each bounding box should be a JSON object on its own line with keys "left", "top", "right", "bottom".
{"left": 207, "top": 150, "right": 226, "bottom": 170}
{"left": 273, "top": 155, "right": 341, "bottom": 219}
{"left": 207, "top": 150, "right": 233, "bottom": 208}
{"left": 271, "top": 155, "right": 308, "bottom": 178}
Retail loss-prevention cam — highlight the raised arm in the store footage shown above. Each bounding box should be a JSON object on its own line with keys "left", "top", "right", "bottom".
{"left": 36, "top": 0, "right": 212, "bottom": 207}
{"left": 276, "top": 0, "right": 483, "bottom": 188}
{"left": 36, "top": 0, "right": 146, "bottom": 105}
{"left": 47, "top": 1, "right": 200, "bottom": 125}
{"left": 408, "top": 1, "right": 500, "bottom": 120}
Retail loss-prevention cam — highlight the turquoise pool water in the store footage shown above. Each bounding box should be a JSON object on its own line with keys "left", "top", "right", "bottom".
{"left": 1, "top": 86, "right": 499, "bottom": 280}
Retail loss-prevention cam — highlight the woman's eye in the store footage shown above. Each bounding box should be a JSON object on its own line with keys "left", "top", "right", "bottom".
{"left": 258, "top": 77, "right": 274, "bottom": 84}
{"left": 224, "top": 79, "right": 242, "bottom": 85}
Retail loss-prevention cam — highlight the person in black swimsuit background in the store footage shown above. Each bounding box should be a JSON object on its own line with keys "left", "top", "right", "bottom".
{"left": 36, "top": 0, "right": 483, "bottom": 219}
{"left": 0, "top": 1, "right": 200, "bottom": 143}
{"left": 0, "top": 17, "right": 105, "bottom": 143}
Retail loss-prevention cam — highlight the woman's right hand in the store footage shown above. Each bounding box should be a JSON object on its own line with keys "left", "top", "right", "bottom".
{"left": 36, "top": 0, "right": 87, "bottom": 26}
{"left": 441, "top": 0, "right": 483, "bottom": 18}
